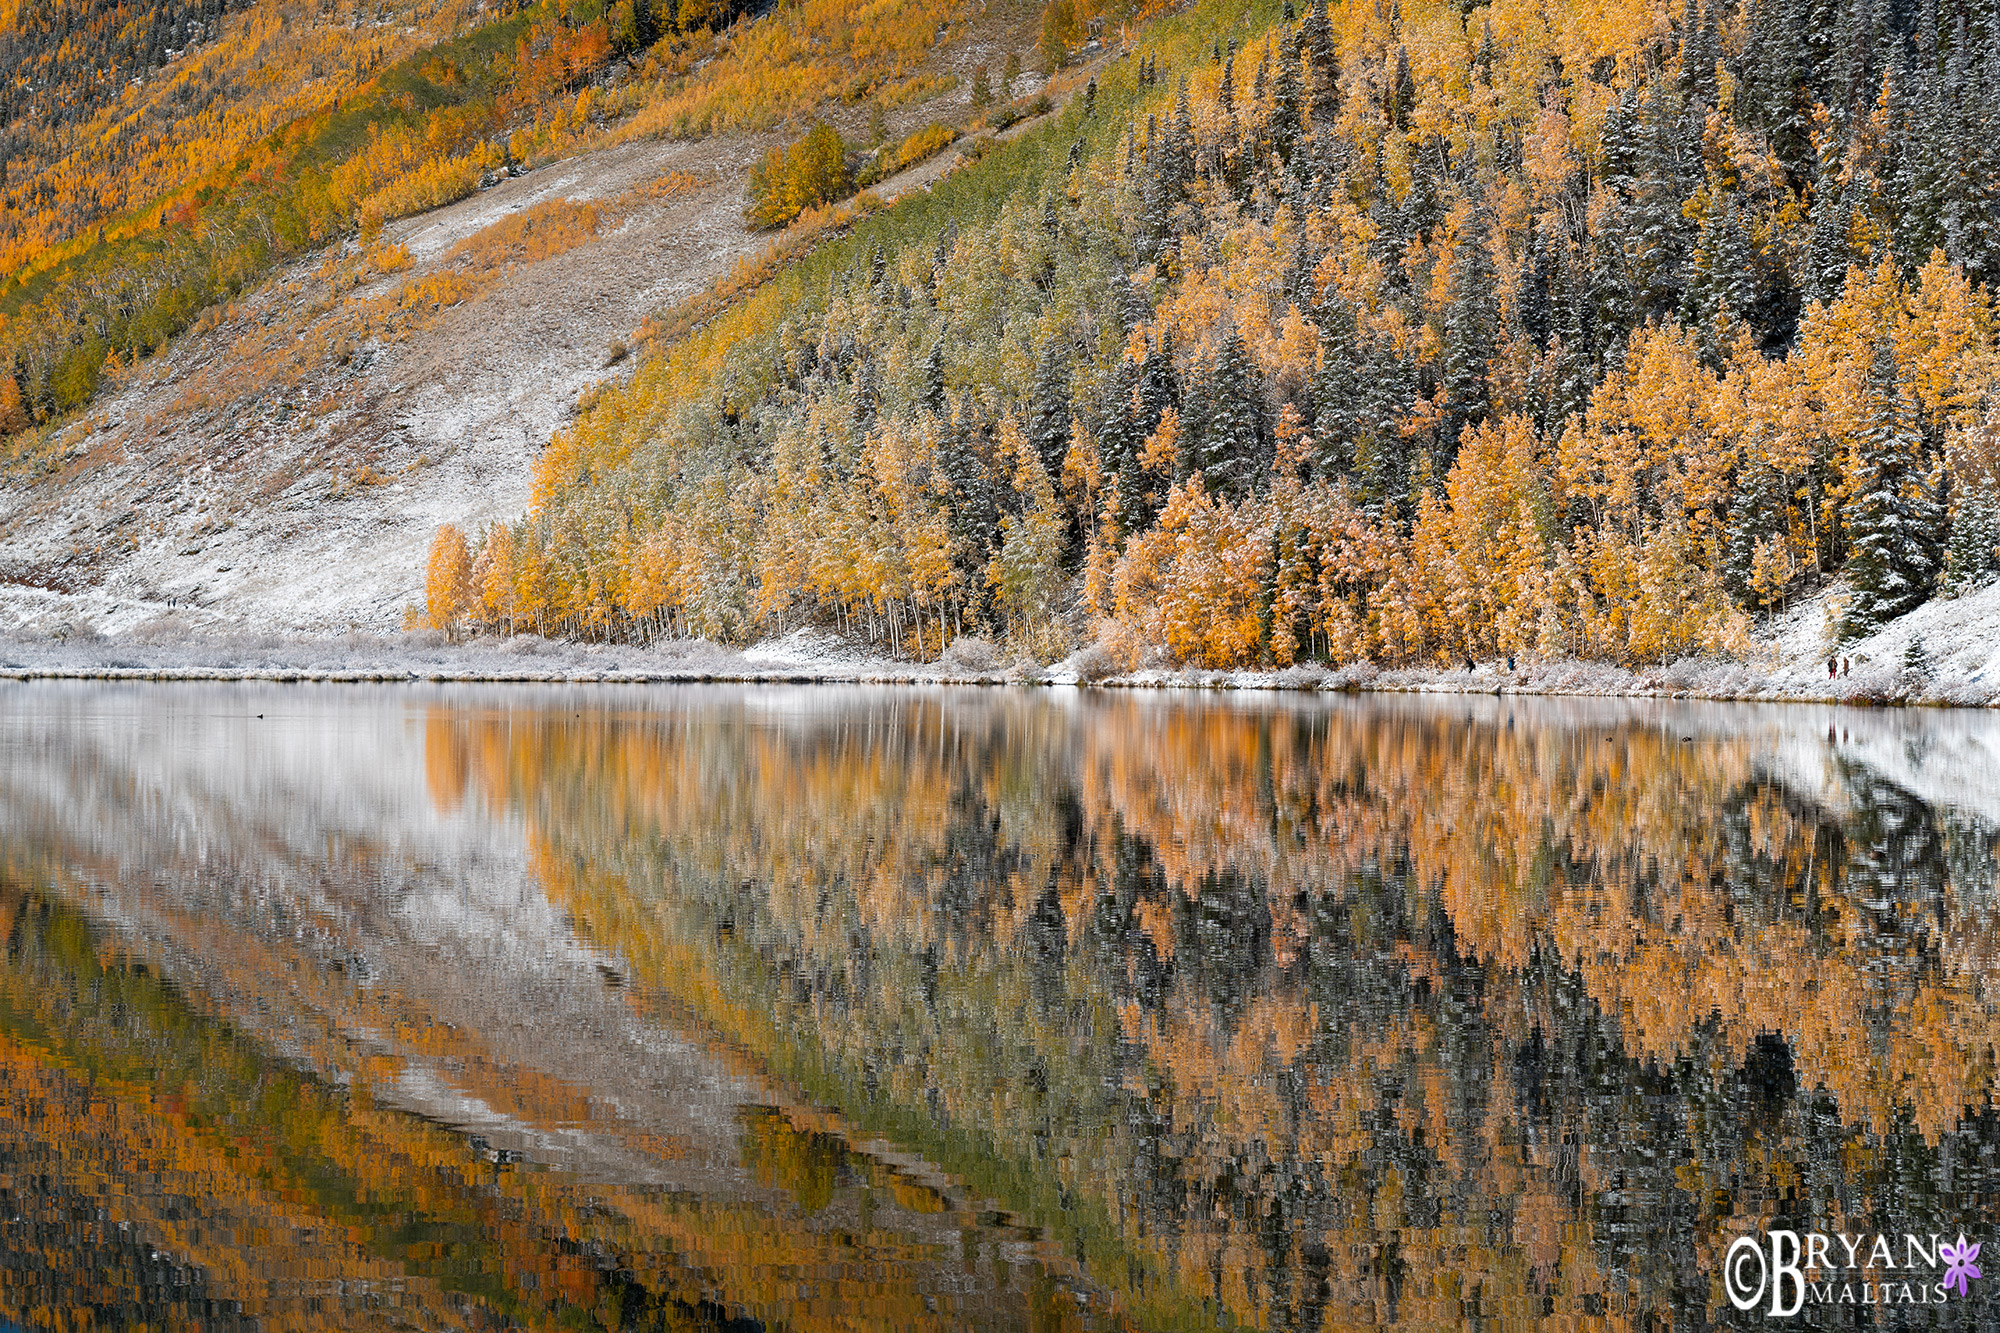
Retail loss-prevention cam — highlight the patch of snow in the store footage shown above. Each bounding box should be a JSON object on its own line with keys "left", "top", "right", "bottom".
{"left": 740, "top": 627, "right": 879, "bottom": 670}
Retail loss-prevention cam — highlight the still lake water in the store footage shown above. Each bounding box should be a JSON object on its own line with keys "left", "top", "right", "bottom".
{"left": 1, "top": 682, "right": 1998, "bottom": 1330}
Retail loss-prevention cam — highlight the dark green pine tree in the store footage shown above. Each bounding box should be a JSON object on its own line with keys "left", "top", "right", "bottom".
{"left": 1939, "top": 19, "right": 2000, "bottom": 289}
{"left": 1724, "top": 452, "right": 1790, "bottom": 605}
{"left": 851, "top": 355, "right": 879, "bottom": 435}
{"left": 1629, "top": 84, "right": 1698, "bottom": 322}
{"left": 1308, "top": 300, "right": 1358, "bottom": 480}
{"left": 1027, "top": 339, "right": 1072, "bottom": 476}
{"left": 1163, "top": 80, "right": 1195, "bottom": 212}
{"left": 1686, "top": 188, "right": 1757, "bottom": 353}
{"left": 1401, "top": 143, "right": 1446, "bottom": 245}
{"left": 1679, "top": 0, "right": 1720, "bottom": 109}
{"left": 1269, "top": 26, "right": 1301, "bottom": 162}
{"left": 1097, "top": 356, "right": 1155, "bottom": 529}
{"left": 1518, "top": 231, "right": 1554, "bottom": 351}
{"left": 1197, "top": 323, "right": 1262, "bottom": 500}
{"left": 1742, "top": 0, "right": 1814, "bottom": 188}
{"left": 1840, "top": 336, "right": 1946, "bottom": 637}
{"left": 1138, "top": 116, "right": 1169, "bottom": 258}
{"left": 1137, "top": 327, "right": 1178, "bottom": 444}
{"left": 1891, "top": 53, "right": 1948, "bottom": 272}
{"left": 1940, "top": 468, "right": 2000, "bottom": 595}
{"left": 1176, "top": 355, "right": 1211, "bottom": 483}
{"left": 1803, "top": 151, "right": 1852, "bottom": 307}
{"left": 1831, "top": 0, "right": 1882, "bottom": 128}
{"left": 1353, "top": 334, "right": 1416, "bottom": 516}
{"left": 1387, "top": 46, "right": 1415, "bottom": 132}
{"left": 1300, "top": 0, "right": 1337, "bottom": 123}
{"left": 919, "top": 339, "right": 947, "bottom": 417}
{"left": 1437, "top": 209, "right": 1498, "bottom": 473}
{"left": 942, "top": 399, "right": 1001, "bottom": 573}
{"left": 1547, "top": 245, "right": 1597, "bottom": 432}
{"left": 1959, "top": 33, "right": 2000, "bottom": 289}
{"left": 1213, "top": 48, "right": 1242, "bottom": 187}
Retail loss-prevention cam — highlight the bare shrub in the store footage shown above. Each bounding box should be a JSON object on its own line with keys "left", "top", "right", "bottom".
{"left": 941, "top": 635, "right": 1000, "bottom": 671}
{"left": 1063, "top": 642, "right": 1120, "bottom": 683}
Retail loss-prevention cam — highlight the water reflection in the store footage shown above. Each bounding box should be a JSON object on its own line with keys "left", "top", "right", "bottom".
{"left": 2, "top": 683, "right": 1999, "bottom": 1329}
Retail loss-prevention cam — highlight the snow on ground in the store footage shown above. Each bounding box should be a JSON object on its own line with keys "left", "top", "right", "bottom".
{"left": 1758, "top": 577, "right": 2000, "bottom": 704}
{"left": 4, "top": 577, "right": 1999, "bottom": 709}
{"left": 0, "top": 131, "right": 776, "bottom": 642}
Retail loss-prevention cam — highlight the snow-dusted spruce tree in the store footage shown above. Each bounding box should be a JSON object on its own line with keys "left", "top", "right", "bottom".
{"left": 1840, "top": 337, "right": 1946, "bottom": 638}
{"left": 1941, "top": 470, "right": 2000, "bottom": 595}
{"left": 1196, "top": 322, "right": 1261, "bottom": 502}
{"left": 1901, "top": 635, "right": 1934, "bottom": 690}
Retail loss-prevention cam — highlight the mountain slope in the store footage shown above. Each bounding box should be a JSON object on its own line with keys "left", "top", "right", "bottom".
{"left": 0, "top": 0, "right": 1067, "bottom": 635}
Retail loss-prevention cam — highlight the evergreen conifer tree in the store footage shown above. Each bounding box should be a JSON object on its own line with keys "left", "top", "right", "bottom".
{"left": 1724, "top": 452, "right": 1790, "bottom": 604}
{"left": 1309, "top": 301, "right": 1358, "bottom": 479}
{"left": 1841, "top": 336, "right": 1946, "bottom": 636}
{"left": 1301, "top": 0, "right": 1337, "bottom": 122}
{"left": 1163, "top": 81, "right": 1194, "bottom": 208}
{"left": 1438, "top": 210, "right": 1498, "bottom": 471}
{"left": 1353, "top": 335, "right": 1415, "bottom": 515}
{"left": 1098, "top": 356, "right": 1154, "bottom": 528}
{"left": 920, "top": 340, "right": 947, "bottom": 417}
{"left": 940, "top": 405, "right": 1001, "bottom": 622}
{"left": 1137, "top": 324, "right": 1178, "bottom": 433}
{"left": 1941, "top": 469, "right": 2000, "bottom": 594}
{"left": 1270, "top": 29, "right": 1301, "bottom": 161}
{"left": 1687, "top": 189, "right": 1757, "bottom": 352}
{"left": 1388, "top": 47, "right": 1415, "bottom": 131}
{"left": 1628, "top": 85, "right": 1697, "bottom": 321}
{"left": 1804, "top": 156, "right": 1852, "bottom": 307}
{"left": 1197, "top": 323, "right": 1262, "bottom": 500}
{"left": 1027, "top": 340, "right": 1072, "bottom": 476}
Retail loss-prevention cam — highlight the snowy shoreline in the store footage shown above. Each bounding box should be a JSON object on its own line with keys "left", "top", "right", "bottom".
{"left": 5, "top": 579, "right": 1997, "bottom": 706}
{"left": 1, "top": 635, "right": 1993, "bottom": 708}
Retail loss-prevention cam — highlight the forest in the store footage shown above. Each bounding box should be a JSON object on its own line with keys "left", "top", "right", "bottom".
{"left": 424, "top": 0, "right": 2000, "bottom": 667}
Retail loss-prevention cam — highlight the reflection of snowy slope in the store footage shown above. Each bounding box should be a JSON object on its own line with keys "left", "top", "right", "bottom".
{"left": 1749, "top": 704, "right": 2000, "bottom": 827}
{"left": 0, "top": 681, "right": 1012, "bottom": 1269}
{"left": 0, "top": 681, "right": 596, "bottom": 975}
{"left": 1316, "top": 691, "right": 2000, "bottom": 826}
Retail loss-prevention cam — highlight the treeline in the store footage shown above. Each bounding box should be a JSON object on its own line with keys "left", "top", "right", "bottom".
{"left": 440, "top": 0, "right": 2000, "bottom": 664}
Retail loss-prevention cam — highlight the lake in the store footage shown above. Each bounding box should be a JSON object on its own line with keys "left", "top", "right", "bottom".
{"left": 0, "top": 682, "right": 1996, "bottom": 1330}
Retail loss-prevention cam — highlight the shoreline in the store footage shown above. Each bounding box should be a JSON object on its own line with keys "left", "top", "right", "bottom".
{"left": 1, "top": 648, "right": 1989, "bottom": 709}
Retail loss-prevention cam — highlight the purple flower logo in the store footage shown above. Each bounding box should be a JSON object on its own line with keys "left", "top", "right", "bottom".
{"left": 1942, "top": 1235, "right": 1983, "bottom": 1297}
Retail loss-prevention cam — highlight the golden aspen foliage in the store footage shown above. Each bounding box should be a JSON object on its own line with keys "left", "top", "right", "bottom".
{"left": 424, "top": 524, "right": 475, "bottom": 633}
{"left": 0, "top": 375, "right": 27, "bottom": 435}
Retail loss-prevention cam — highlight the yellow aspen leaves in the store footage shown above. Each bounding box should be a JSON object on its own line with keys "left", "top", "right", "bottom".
{"left": 424, "top": 525, "right": 474, "bottom": 633}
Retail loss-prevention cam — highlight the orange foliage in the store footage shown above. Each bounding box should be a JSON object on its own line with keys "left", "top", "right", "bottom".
{"left": 425, "top": 524, "right": 474, "bottom": 630}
